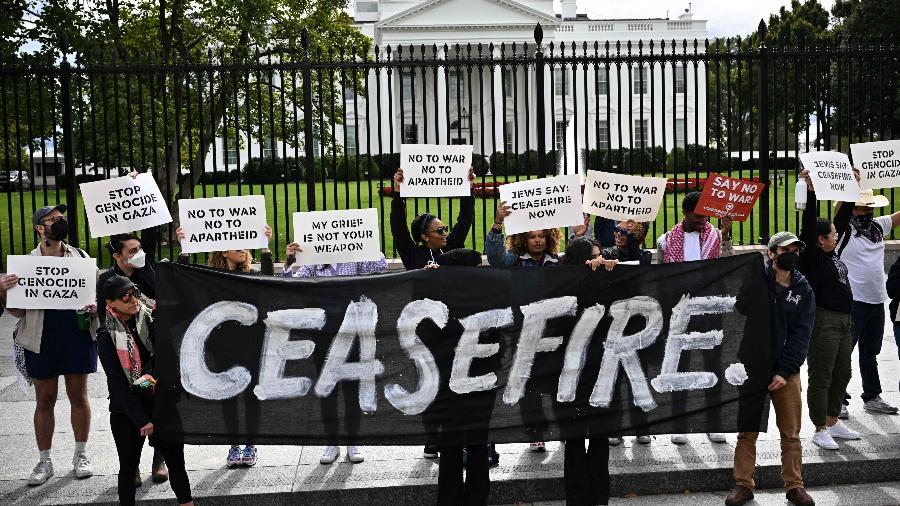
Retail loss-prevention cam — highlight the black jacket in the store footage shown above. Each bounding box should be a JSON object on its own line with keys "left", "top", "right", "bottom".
{"left": 886, "top": 257, "right": 900, "bottom": 322}
{"left": 797, "top": 191, "right": 853, "bottom": 313}
{"left": 97, "top": 313, "right": 155, "bottom": 428}
{"left": 766, "top": 266, "right": 816, "bottom": 380}
{"left": 600, "top": 234, "right": 651, "bottom": 265}
{"left": 390, "top": 195, "right": 475, "bottom": 270}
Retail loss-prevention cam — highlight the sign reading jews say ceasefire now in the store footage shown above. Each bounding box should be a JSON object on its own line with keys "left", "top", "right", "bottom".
{"left": 80, "top": 173, "right": 173, "bottom": 238}
{"left": 5, "top": 255, "right": 97, "bottom": 310}
{"left": 498, "top": 174, "right": 584, "bottom": 235}
{"left": 400, "top": 144, "right": 473, "bottom": 198}
{"left": 694, "top": 173, "right": 765, "bottom": 222}
{"left": 851, "top": 139, "right": 900, "bottom": 191}
{"left": 292, "top": 208, "right": 382, "bottom": 266}
{"left": 178, "top": 195, "right": 268, "bottom": 254}
{"left": 582, "top": 171, "right": 668, "bottom": 222}
{"left": 798, "top": 151, "right": 860, "bottom": 202}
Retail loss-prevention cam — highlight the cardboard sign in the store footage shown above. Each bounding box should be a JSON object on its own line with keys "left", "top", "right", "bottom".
{"left": 799, "top": 151, "right": 860, "bottom": 202}
{"left": 498, "top": 174, "right": 583, "bottom": 235}
{"left": 80, "top": 173, "right": 173, "bottom": 238}
{"left": 292, "top": 208, "right": 381, "bottom": 265}
{"left": 5, "top": 255, "right": 97, "bottom": 310}
{"left": 178, "top": 195, "right": 268, "bottom": 254}
{"left": 582, "top": 171, "right": 668, "bottom": 222}
{"left": 694, "top": 173, "right": 765, "bottom": 222}
{"left": 400, "top": 144, "right": 473, "bottom": 197}
{"left": 851, "top": 140, "right": 900, "bottom": 190}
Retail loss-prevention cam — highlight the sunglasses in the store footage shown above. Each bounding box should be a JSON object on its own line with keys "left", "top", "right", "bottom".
{"left": 613, "top": 227, "right": 630, "bottom": 235}
{"left": 120, "top": 288, "right": 142, "bottom": 302}
{"left": 427, "top": 226, "right": 448, "bottom": 235}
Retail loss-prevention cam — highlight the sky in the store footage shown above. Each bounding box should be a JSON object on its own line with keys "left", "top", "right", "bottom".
{"left": 577, "top": 0, "right": 836, "bottom": 38}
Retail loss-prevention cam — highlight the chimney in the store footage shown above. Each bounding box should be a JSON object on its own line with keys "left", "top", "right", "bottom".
{"left": 561, "top": 0, "right": 577, "bottom": 21}
{"left": 678, "top": 3, "right": 693, "bottom": 20}
{"left": 355, "top": 0, "right": 380, "bottom": 22}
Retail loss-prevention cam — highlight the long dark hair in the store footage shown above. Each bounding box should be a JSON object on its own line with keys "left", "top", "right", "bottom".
{"left": 563, "top": 239, "right": 594, "bottom": 266}
{"left": 814, "top": 218, "right": 832, "bottom": 248}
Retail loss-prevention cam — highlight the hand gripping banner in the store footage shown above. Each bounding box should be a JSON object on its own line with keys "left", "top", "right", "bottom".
{"left": 153, "top": 254, "right": 772, "bottom": 445}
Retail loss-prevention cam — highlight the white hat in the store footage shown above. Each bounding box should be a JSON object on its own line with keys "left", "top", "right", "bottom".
{"left": 854, "top": 189, "right": 889, "bottom": 208}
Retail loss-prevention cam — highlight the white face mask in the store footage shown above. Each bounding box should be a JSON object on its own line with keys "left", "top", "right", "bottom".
{"left": 127, "top": 249, "right": 147, "bottom": 269}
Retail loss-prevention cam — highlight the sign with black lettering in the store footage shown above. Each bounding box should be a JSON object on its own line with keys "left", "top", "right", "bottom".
{"left": 798, "top": 151, "right": 860, "bottom": 201}
{"left": 582, "top": 171, "right": 668, "bottom": 221}
{"left": 178, "top": 195, "right": 268, "bottom": 254}
{"left": 498, "top": 174, "right": 583, "bottom": 235}
{"left": 292, "top": 208, "right": 381, "bottom": 265}
{"left": 400, "top": 144, "right": 473, "bottom": 197}
{"left": 80, "top": 174, "right": 173, "bottom": 238}
{"left": 5, "top": 255, "right": 97, "bottom": 310}
{"left": 850, "top": 140, "right": 900, "bottom": 190}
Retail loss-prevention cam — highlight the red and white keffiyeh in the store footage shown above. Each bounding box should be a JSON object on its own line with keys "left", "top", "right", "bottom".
{"left": 663, "top": 221, "right": 720, "bottom": 263}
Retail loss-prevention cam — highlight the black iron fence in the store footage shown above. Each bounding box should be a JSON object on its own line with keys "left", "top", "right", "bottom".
{"left": 1, "top": 23, "right": 897, "bottom": 270}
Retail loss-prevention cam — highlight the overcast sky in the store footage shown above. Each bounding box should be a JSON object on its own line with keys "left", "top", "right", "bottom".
{"left": 577, "top": 0, "right": 836, "bottom": 38}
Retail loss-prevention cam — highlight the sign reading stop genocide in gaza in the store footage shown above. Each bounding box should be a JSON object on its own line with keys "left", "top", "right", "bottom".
{"left": 5, "top": 255, "right": 97, "bottom": 310}
{"left": 80, "top": 173, "right": 173, "bottom": 238}
{"left": 694, "top": 173, "right": 765, "bottom": 222}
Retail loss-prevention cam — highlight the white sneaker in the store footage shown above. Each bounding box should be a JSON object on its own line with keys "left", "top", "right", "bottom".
{"left": 72, "top": 453, "right": 93, "bottom": 478}
{"left": 838, "top": 404, "right": 850, "bottom": 420}
{"left": 670, "top": 434, "right": 688, "bottom": 445}
{"left": 827, "top": 421, "right": 861, "bottom": 440}
{"left": 812, "top": 430, "right": 839, "bottom": 450}
{"left": 707, "top": 433, "right": 727, "bottom": 443}
{"left": 27, "top": 460, "right": 54, "bottom": 486}
{"left": 607, "top": 437, "right": 622, "bottom": 446}
{"left": 347, "top": 446, "right": 364, "bottom": 463}
{"left": 320, "top": 446, "right": 340, "bottom": 464}
{"left": 635, "top": 435, "right": 652, "bottom": 445}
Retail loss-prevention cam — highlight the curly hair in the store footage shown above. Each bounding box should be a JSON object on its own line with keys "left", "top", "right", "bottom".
{"left": 207, "top": 250, "right": 252, "bottom": 272}
{"left": 506, "top": 228, "right": 562, "bottom": 256}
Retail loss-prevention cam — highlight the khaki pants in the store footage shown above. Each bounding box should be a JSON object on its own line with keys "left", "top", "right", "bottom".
{"left": 733, "top": 374, "right": 803, "bottom": 491}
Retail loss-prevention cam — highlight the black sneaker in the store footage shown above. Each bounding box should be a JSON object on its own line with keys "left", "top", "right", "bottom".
{"left": 488, "top": 444, "right": 499, "bottom": 466}
{"left": 423, "top": 445, "right": 439, "bottom": 458}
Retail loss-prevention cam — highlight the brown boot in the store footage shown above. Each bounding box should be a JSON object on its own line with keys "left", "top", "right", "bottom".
{"left": 786, "top": 487, "right": 815, "bottom": 506}
{"left": 151, "top": 450, "right": 168, "bottom": 483}
{"left": 725, "top": 485, "right": 754, "bottom": 506}
{"left": 134, "top": 468, "right": 142, "bottom": 487}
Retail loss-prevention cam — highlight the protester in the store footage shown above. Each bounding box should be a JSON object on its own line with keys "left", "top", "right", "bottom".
{"left": 571, "top": 214, "right": 616, "bottom": 248}
{"left": 797, "top": 169, "right": 860, "bottom": 450}
{"left": 390, "top": 167, "right": 476, "bottom": 270}
{"left": 283, "top": 241, "right": 388, "bottom": 464}
{"left": 886, "top": 257, "right": 900, "bottom": 396}
{"left": 1, "top": 205, "right": 98, "bottom": 486}
{"left": 727, "top": 231, "right": 815, "bottom": 506}
{"left": 833, "top": 185, "right": 900, "bottom": 415}
{"left": 602, "top": 220, "right": 652, "bottom": 266}
{"left": 96, "top": 275, "right": 194, "bottom": 506}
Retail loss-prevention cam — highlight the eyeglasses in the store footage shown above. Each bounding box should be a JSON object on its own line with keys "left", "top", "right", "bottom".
{"left": 427, "top": 226, "right": 448, "bottom": 236}
{"left": 120, "top": 288, "right": 142, "bottom": 302}
{"left": 40, "top": 215, "right": 65, "bottom": 225}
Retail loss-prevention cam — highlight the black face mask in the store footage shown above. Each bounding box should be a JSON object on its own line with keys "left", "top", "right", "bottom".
{"left": 775, "top": 251, "right": 799, "bottom": 271}
{"left": 44, "top": 218, "right": 69, "bottom": 242}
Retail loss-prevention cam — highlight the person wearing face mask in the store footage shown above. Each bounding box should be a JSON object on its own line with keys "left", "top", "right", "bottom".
{"left": 0, "top": 205, "right": 99, "bottom": 486}
{"left": 726, "top": 232, "right": 815, "bottom": 506}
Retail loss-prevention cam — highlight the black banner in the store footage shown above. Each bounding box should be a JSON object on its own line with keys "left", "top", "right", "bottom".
{"left": 154, "top": 254, "right": 772, "bottom": 445}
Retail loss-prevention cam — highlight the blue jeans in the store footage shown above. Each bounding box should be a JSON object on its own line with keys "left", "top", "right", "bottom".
{"left": 850, "top": 301, "right": 886, "bottom": 401}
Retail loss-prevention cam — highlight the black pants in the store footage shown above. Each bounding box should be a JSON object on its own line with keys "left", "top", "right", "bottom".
{"left": 110, "top": 412, "right": 192, "bottom": 505}
{"left": 437, "top": 445, "right": 489, "bottom": 506}
{"left": 564, "top": 438, "right": 610, "bottom": 506}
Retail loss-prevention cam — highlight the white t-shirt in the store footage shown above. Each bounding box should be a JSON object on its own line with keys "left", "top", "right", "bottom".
{"left": 657, "top": 231, "right": 701, "bottom": 262}
{"left": 839, "top": 215, "right": 892, "bottom": 304}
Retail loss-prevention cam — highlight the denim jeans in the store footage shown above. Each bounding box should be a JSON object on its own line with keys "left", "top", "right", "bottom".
{"left": 850, "top": 301, "right": 886, "bottom": 402}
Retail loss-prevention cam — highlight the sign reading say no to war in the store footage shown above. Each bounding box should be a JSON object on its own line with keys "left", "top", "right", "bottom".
{"left": 80, "top": 173, "right": 173, "bottom": 238}
{"left": 695, "top": 173, "right": 765, "bottom": 222}
{"left": 292, "top": 208, "right": 382, "bottom": 265}
{"left": 178, "top": 195, "right": 268, "bottom": 254}
{"left": 582, "top": 171, "right": 668, "bottom": 222}
{"left": 498, "top": 174, "right": 583, "bottom": 235}
{"left": 798, "top": 151, "right": 860, "bottom": 202}
{"left": 400, "top": 144, "right": 473, "bottom": 197}
{"left": 850, "top": 140, "right": 900, "bottom": 190}
{"left": 5, "top": 255, "right": 97, "bottom": 310}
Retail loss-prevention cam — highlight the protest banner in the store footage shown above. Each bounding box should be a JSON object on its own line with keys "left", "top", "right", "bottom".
{"left": 5, "top": 255, "right": 97, "bottom": 310}
{"left": 850, "top": 140, "right": 900, "bottom": 190}
{"left": 178, "top": 195, "right": 268, "bottom": 254}
{"left": 154, "top": 254, "right": 771, "bottom": 445}
{"left": 292, "top": 208, "right": 381, "bottom": 265}
{"left": 798, "top": 151, "right": 860, "bottom": 201}
{"left": 80, "top": 173, "right": 172, "bottom": 238}
{"left": 498, "top": 174, "right": 583, "bottom": 235}
{"left": 582, "top": 171, "right": 668, "bottom": 222}
{"left": 400, "top": 144, "right": 473, "bottom": 197}
{"left": 694, "top": 173, "right": 765, "bottom": 222}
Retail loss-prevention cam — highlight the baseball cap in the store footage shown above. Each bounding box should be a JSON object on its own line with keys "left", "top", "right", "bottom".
{"left": 101, "top": 275, "right": 137, "bottom": 301}
{"left": 32, "top": 204, "right": 68, "bottom": 226}
{"left": 768, "top": 231, "right": 805, "bottom": 250}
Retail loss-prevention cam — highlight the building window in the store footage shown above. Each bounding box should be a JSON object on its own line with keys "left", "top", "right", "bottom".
{"left": 343, "top": 85, "right": 356, "bottom": 101}
{"left": 503, "top": 68, "right": 514, "bottom": 98}
{"left": 356, "top": 1, "right": 378, "bottom": 12}
{"left": 262, "top": 137, "right": 277, "bottom": 159}
{"left": 345, "top": 126, "right": 357, "bottom": 156}
{"left": 634, "top": 120, "right": 648, "bottom": 147}
{"left": 555, "top": 120, "right": 567, "bottom": 154}
{"left": 675, "top": 120, "right": 686, "bottom": 148}
{"left": 403, "top": 123, "right": 418, "bottom": 144}
{"left": 597, "top": 67, "right": 608, "bottom": 95}
{"left": 504, "top": 121, "right": 514, "bottom": 152}
{"left": 554, "top": 68, "right": 569, "bottom": 96}
{"left": 448, "top": 69, "right": 464, "bottom": 103}
{"left": 226, "top": 147, "right": 238, "bottom": 166}
{"left": 633, "top": 67, "right": 648, "bottom": 95}
{"left": 675, "top": 66, "right": 686, "bottom": 94}
{"left": 401, "top": 70, "right": 414, "bottom": 99}
{"left": 598, "top": 120, "right": 609, "bottom": 150}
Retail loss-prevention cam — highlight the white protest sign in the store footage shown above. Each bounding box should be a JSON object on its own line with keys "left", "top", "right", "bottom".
{"left": 400, "top": 144, "right": 473, "bottom": 197}
{"left": 80, "top": 173, "right": 172, "bottom": 238}
{"left": 850, "top": 140, "right": 900, "bottom": 190}
{"left": 498, "top": 174, "right": 583, "bottom": 235}
{"left": 178, "top": 195, "right": 268, "bottom": 254}
{"left": 799, "top": 151, "right": 860, "bottom": 202}
{"left": 5, "top": 255, "right": 97, "bottom": 310}
{"left": 292, "top": 208, "right": 381, "bottom": 265}
{"left": 582, "top": 171, "right": 668, "bottom": 222}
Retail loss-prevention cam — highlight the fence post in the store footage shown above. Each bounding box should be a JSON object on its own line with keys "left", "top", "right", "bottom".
{"left": 534, "top": 24, "right": 547, "bottom": 178}
{"left": 756, "top": 20, "right": 770, "bottom": 245}
{"left": 301, "top": 28, "right": 317, "bottom": 211}
{"left": 59, "top": 34, "right": 79, "bottom": 246}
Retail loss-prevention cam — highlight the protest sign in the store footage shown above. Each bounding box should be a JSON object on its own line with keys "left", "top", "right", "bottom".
{"left": 694, "top": 173, "right": 765, "bottom": 222}
{"left": 798, "top": 151, "right": 860, "bottom": 201}
{"left": 292, "top": 208, "right": 381, "bottom": 265}
{"left": 80, "top": 173, "right": 172, "bottom": 238}
{"left": 498, "top": 174, "right": 583, "bottom": 235}
{"left": 178, "top": 195, "right": 268, "bottom": 254}
{"left": 400, "top": 144, "right": 473, "bottom": 197}
{"left": 850, "top": 140, "right": 900, "bottom": 190}
{"left": 582, "top": 171, "right": 668, "bottom": 221}
{"left": 5, "top": 255, "right": 97, "bottom": 310}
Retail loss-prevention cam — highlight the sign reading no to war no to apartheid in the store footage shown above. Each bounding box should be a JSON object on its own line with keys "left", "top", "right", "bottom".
{"left": 694, "top": 173, "right": 765, "bottom": 222}
{"left": 5, "top": 255, "right": 97, "bottom": 310}
{"left": 178, "top": 195, "right": 268, "bottom": 254}
{"left": 799, "top": 151, "right": 860, "bottom": 202}
{"left": 292, "top": 208, "right": 381, "bottom": 265}
{"left": 850, "top": 140, "right": 900, "bottom": 190}
{"left": 582, "top": 171, "right": 668, "bottom": 222}
{"left": 498, "top": 174, "right": 584, "bottom": 235}
{"left": 80, "top": 173, "right": 173, "bottom": 238}
{"left": 400, "top": 144, "right": 473, "bottom": 198}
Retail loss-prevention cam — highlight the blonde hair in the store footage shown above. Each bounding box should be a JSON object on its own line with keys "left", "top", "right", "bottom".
{"left": 506, "top": 228, "right": 562, "bottom": 256}
{"left": 208, "top": 250, "right": 252, "bottom": 272}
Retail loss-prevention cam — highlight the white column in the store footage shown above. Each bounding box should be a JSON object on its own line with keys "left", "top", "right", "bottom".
{"left": 491, "top": 47, "right": 504, "bottom": 154}
{"left": 436, "top": 47, "right": 448, "bottom": 144}
{"left": 378, "top": 60, "right": 394, "bottom": 152}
